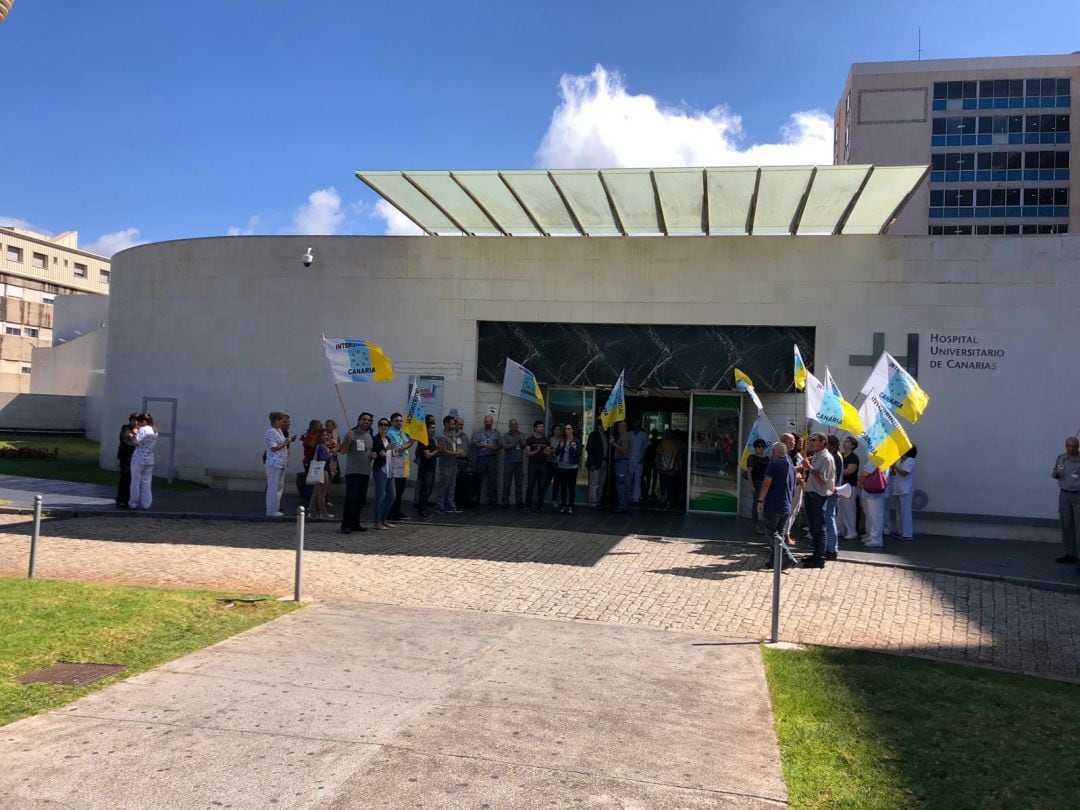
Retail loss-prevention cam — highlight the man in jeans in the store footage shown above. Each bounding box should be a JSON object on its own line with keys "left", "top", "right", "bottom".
{"left": 414, "top": 416, "right": 440, "bottom": 519}
{"left": 523, "top": 421, "right": 549, "bottom": 512}
{"left": 799, "top": 433, "right": 835, "bottom": 569}
{"left": 501, "top": 418, "right": 526, "bottom": 509}
{"left": 337, "top": 412, "right": 373, "bottom": 534}
{"left": 471, "top": 414, "right": 501, "bottom": 507}
{"left": 437, "top": 415, "right": 466, "bottom": 513}
{"left": 757, "top": 441, "right": 797, "bottom": 570}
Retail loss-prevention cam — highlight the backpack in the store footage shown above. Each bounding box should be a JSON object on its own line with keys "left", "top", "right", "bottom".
{"left": 862, "top": 469, "right": 887, "bottom": 494}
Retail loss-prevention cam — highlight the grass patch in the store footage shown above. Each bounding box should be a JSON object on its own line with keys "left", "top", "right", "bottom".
{"left": 763, "top": 645, "right": 1080, "bottom": 808}
{"left": 0, "top": 577, "right": 299, "bottom": 726}
{"left": 0, "top": 433, "right": 205, "bottom": 492}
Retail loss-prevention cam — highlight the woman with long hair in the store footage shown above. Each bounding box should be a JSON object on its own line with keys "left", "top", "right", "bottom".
{"left": 545, "top": 424, "right": 563, "bottom": 511}
{"left": 308, "top": 428, "right": 333, "bottom": 519}
{"left": 554, "top": 423, "right": 581, "bottom": 514}
{"left": 128, "top": 413, "right": 157, "bottom": 510}
{"left": 370, "top": 418, "right": 397, "bottom": 530}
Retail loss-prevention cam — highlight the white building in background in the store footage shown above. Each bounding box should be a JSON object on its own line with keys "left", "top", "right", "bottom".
{"left": 96, "top": 165, "right": 1079, "bottom": 539}
{"left": 0, "top": 226, "right": 110, "bottom": 393}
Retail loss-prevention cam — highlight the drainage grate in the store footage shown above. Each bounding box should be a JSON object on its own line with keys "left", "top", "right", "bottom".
{"left": 17, "top": 663, "right": 126, "bottom": 687}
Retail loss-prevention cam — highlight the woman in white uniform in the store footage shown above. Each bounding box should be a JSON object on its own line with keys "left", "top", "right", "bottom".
{"left": 129, "top": 413, "right": 158, "bottom": 510}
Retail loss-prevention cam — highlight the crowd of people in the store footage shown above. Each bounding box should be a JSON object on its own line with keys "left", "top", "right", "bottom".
{"left": 752, "top": 431, "right": 918, "bottom": 569}
{"left": 261, "top": 410, "right": 699, "bottom": 529}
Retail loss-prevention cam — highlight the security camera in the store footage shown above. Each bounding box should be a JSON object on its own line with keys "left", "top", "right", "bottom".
{"left": 302, "top": 246, "right": 314, "bottom": 267}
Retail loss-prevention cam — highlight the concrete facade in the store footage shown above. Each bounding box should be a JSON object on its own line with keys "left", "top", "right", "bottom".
{"left": 835, "top": 54, "right": 1080, "bottom": 236}
{"left": 101, "top": 234, "right": 1079, "bottom": 529}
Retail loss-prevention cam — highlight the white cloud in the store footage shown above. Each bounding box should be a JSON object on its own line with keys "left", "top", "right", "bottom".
{"left": 536, "top": 65, "right": 832, "bottom": 169}
{"left": 372, "top": 199, "right": 424, "bottom": 236}
{"left": 84, "top": 227, "right": 143, "bottom": 257}
{"left": 292, "top": 187, "right": 345, "bottom": 234}
{"left": 227, "top": 215, "right": 262, "bottom": 236}
{"left": 0, "top": 215, "right": 51, "bottom": 236}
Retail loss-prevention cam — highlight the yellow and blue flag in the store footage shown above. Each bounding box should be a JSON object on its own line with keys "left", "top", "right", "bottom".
{"left": 739, "top": 412, "right": 780, "bottom": 471}
{"left": 858, "top": 351, "right": 930, "bottom": 424}
{"left": 733, "top": 368, "right": 764, "bottom": 411}
{"left": 501, "top": 358, "right": 546, "bottom": 411}
{"left": 322, "top": 338, "right": 394, "bottom": 383}
{"left": 402, "top": 383, "right": 429, "bottom": 445}
{"left": 600, "top": 370, "right": 626, "bottom": 430}
{"left": 806, "top": 370, "right": 864, "bottom": 436}
{"left": 858, "top": 392, "right": 914, "bottom": 470}
{"left": 793, "top": 345, "right": 807, "bottom": 392}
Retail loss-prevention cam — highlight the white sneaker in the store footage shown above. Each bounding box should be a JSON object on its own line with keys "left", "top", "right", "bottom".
{"left": 862, "top": 540, "right": 883, "bottom": 548}
{"left": 267, "top": 511, "right": 284, "bottom": 517}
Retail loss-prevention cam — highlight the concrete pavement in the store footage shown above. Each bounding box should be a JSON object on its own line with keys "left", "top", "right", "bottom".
{"left": 0, "top": 601, "right": 787, "bottom": 809}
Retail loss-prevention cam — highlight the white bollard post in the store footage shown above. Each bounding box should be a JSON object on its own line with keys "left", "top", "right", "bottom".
{"left": 28, "top": 495, "right": 42, "bottom": 578}
{"left": 294, "top": 507, "right": 305, "bottom": 602}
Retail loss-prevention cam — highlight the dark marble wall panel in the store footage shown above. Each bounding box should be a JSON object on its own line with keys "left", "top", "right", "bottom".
{"left": 477, "top": 322, "right": 815, "bottom": 393}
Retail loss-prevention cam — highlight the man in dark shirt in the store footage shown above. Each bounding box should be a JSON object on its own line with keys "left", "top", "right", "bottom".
{"left": 523, "top": 421, "right": 550, "bottom": 512}
{"left": 116, "top": 412, "right": 138, "bottom": 508}
{"left": 415, "top": 417, "right": 440, "bottom": 519}
{"left": 757, "top": 442, "right": 797, "bottom": 570}
{"left": 838, "top": 436, "right": 861, "bottom": 541}
{"left": 744, "top": 438, "right": 770, "bottom": 534}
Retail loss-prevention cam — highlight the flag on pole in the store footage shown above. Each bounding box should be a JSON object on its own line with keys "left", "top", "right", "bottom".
{"left": 805, "top": 371, "right": 864, "bottom": 435}
{"left": 793, "top": 345, "right": 807, "bottom": 392}
{"left": 733, "top": 368, "right": 764, "bottom": 411}
{"left": 501, "top": 358, "right": 545, "bottom": 410}
{"left": 322, "top": 338, "right": 394, "bottom": 383}
{"left": 858, "top": 351, "right": 930, "bottom": 423}
{"left": 402, "top": 382, "right": 428, "bottom": 444}
{"left": 739, "top": 412, "right": 781, "bottom": 471}
{"left": 600, "top": 370, "right": 626, "bottom": 429}
{"left": 858, "top": 391, "right": 914, "bottom": 470}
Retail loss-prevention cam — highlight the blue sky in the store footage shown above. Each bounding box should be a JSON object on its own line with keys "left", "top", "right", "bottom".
{"left": 2, "top": 1, "right": 1078, "bottom": 251}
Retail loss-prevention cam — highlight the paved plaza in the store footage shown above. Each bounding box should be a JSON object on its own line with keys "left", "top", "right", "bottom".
{"left": 2, "top": 513, "right": 1079, "bottom": 680}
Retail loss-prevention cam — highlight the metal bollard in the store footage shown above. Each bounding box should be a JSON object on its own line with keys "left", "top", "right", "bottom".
{"left": 294, "top": 507, "right": 305, "bottom": 602}
{"left": 770, "top": 531, "right": 782, "bottom": 644}
{"left": 28, "top": 495, "right": 42, "bottom": 578}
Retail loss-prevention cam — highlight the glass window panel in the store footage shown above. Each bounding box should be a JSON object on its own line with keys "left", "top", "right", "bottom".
{"left": 991, "top": 189, "right": 1006, "bottom": 206}
{"left": 1040, "top": 151, "right": 1055, "bottom": 169}
{"left": 1027, "top": 79, "right": 1042, "bottom": 96}
{"left": 1038, "top": 188, "right": 1054, "bottom": 205}
{"left": 1026, "top": 115, "right": 1041, "bottom": 132}
{"left": 1024, "top": 152, "right": 1039, "bottom": 168}
{"left": 962, "top": 117, "right": 975, "bottom": 133}
{"left": 1057, "top": 115, "right": 1070, "bottom": 132}
{"left": 930, "top": 190, "right": 945, "bottom": 206}
{"left": 1024, "top": 189, "right": 1039, "bottom": 206}
{"left": 1056, "top": 188, "right": 1069, "bottom": 205}
{"left": 1042, "top": 114, "right": 1057, "bottom": 132}
{"left": 978, "top": 116, "right": 993, "bottom": 133}
{"left": 980, "top": 80, "right": 995, "bottom": 98}
{"left": 932, "top": 154, "right": 946, "bottom": 170}
{"left": 957, "top": 190, "right": 973, "bottom": 207}
{"left": 948, "top": 81, "right": 963, "bottom": 99}
{"left": 1057, "top": 151, "right": 1070, "bottom": 169}
{"left": 945, "top": 153, "right": 961, "bottom": 170}
{"left": 1006, "top": 189, "right": 1021, "bottom": 205}
{"left": 976, "top": 189, "right": 991, "bottom": 206}
{"left": 1058, "top": 78, "right": 1071, "bottom": 96}
{"left": 933, "top": 82, "right": 948, "bottom": 100}
{"left": 976, "top": 153, "right": 991, "bottom": 169}
{"left": 1009, "top": 115, "right": 1024, "bottom": 133}
{"left": 1009, "top": 80, "right": 1024, "bottom": 98}
{"left": 994, "top": 79, "right": 1010, "bottom": 98}
{"left": 688, "top": 393, "right": 740, "bottom": 514}
{"left": 963, "top": 81, "right": 977, "bottom": 99}
{"left": 932, "top": 117, "right": 947, "bottom": 135}
{"left": 1007, "top": 152, "right": 1022, "bottom": 169}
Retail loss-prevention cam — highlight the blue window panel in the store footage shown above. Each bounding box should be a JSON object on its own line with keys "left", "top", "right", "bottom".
{"left": 992, "top": 207, "right": 1006, "bottom": 217}
{"left": 932, "top": 99, "right": 947, "bottom": 111}
{"left": 1007, "top": 207, "right": 1022, "bottom": 217}
{"left": 1021, "top": 208, "right": 1038, "bottom": 218}
{"left": 974, "top": 207, "right": 992, "bottom": 218}
{"left": 992, "top": 170, "right": 1007, "bottom": 181}
{"left": 994, "top": 98, "right": 1008, "bottom": 109}
{"left": 1039, "top": 206, "right": 1055, "bottom": 217}
{"left": 1025, "top": 97, "right": 1038, "bottom": 108}
{"left": 945, "top": 171, "right": 960, "bottom": 182}
{"left": 962, "top": 99, "right": 977, "bottom": 110}
{"left": 930, "top": 171, "right": 945, "bottom": 183}
{"left": 960, "top": 171, "right": 975, "bottom": 182}
{"left": 1007, "top": 170, "right": 1022, "bottom": 181}
{"left": 929, "top": 207, "right": 944, "bottom": 219}
{"left": 1041, "top": 133, "right": 1054, "bottom": 144}
{"left": 979, "top": 99, "right": 993, "bottom": 109}
{"left": 977, "top": 134, "right": 992, "bottom": 145}
{"left": 1008, "top": 134, "right": 1023, "bottom": 144}
{"left": 976, "top": 170, "right": 991, "bottom": 181}
{"left": 961, "top": 134, "right": 975, "bottom": 145}
{"left": 931, "top": 135, "right": 946, "bottom": 147}
{"left": 1056, "top": 169, "right": 1070, "bottom": 181}
{"left": 1023, "top": 170, "right": 1039, "bottom": 181}
{"left": 1042, "top": 97, "right": 1056, "bottom": 108}
{"left": 1009, "top": 98, "right": 1024, "bottom": 109}
{"left": 1040, "top": 170, "right": 1055, "bottom": 181}
{"left": 957, "top": 208, "right": 975, "bottom": 218}
{"left": 1058, "top": 133, "right": 1070, "bottom": 144}
{"left": 946, "top": 135, "right": 961, "bottom": 146}
{"left": 1058, "top": 96, "right": 1071, "bottom": 108}
{"left": 945, "top": 208, "right": 960, "bottom": 218}
{"left": 1055, "top": 206, "right": 1070, "bottom": 217}
{"left": 1024, "top": 133, "right": 1039, "bottom": 144}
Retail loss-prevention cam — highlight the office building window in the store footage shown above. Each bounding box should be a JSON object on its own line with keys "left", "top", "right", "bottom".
{"left": 42, "top": 295, "right": 54, "bottom": 305}
{"left": 73, "top": 262, "right": 87, "bottom": 278}
{"left": 4, "top": 326, "right": 20, "bottom": 336}
{"left": 6, "top": 246, "right": 23, "bottom": 264}
{"left": 99, "top": 269, "right": 110, "bottom": 284}
{"left": 24, "top": 327, "right": 39, "bottom": 338}
{"left": 31, "top": 252, "right": 46, "bottom": 269}
{"left": 20, "top": 366, "right": 31, "bottom": 375}
{"left": 929, "top": 186, "right": 1068, "bottom": 221}
{"left": 933, "top": 77, "right": 1071, "bottom": 111}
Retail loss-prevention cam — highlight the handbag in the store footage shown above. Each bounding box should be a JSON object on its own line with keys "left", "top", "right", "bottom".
{"left": 305, "top": 453, "right": 327, "bottom": 485}
{"left": 862, "top": 469, "right": 887, "bottom": 494}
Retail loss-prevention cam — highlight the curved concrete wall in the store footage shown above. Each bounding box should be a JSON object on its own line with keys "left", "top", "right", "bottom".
{"left": 101, "top": 234, "right": 1080, "bottom": 523}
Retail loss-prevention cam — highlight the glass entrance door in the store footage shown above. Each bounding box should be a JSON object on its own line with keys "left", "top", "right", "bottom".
{"left": 547, "top": 387, "right": 595, "bottom": 489}
{"left": 687, "top": 392, "right": 741, "bottom": 514}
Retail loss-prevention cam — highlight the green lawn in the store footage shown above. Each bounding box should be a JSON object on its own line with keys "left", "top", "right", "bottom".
{"left": 0, "top": 433, "right": 205, "bottom": 492}
{"left": 0, "top": 578, "right": 299, "bottom": 726}
{"left": 763, "top": 645, "right": 1080, "bottom": 808}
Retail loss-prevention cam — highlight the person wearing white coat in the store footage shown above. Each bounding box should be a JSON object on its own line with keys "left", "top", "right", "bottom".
{"left": 129, "top": 414, "right": 158, "bottom": 510}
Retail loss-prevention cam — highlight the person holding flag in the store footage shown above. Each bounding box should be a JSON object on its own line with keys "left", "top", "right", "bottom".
{"left": 387, "top": 411, "right": 417, "bottom": 521}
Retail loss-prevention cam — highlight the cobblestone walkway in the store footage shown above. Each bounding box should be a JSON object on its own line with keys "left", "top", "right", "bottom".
{"left": 2, "top": 515, "right": 1078, "bottom": 681}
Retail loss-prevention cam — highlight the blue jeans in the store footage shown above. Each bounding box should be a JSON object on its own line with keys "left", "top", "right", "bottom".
{"left": 751, "top": 479, "right": 763, "bottom": 525}
{"left": 372, "top": 467, "right": 395, "bottom": 525}
{"left": 763, "top": 510, "right": 797, "bottom": 564}
{"left": 526, "top": 463, "right": 547, "bottom": 510}
{"left": 613, "top": 459, "right": 630, "bottom": 510}
{"left": 825, "top": 493, "right": 839, "bottom": 554}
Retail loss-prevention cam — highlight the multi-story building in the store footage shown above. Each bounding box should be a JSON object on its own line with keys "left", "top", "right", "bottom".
{"left": 0, "top": 226, "right": 109, "bottom": 393}
{"left": 835, "top": 54, "right": 1079, "bottom": 236}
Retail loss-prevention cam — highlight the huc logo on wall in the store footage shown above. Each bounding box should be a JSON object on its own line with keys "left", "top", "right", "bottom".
{"left": 849, "top": 332, "right": 1006, "bottom": 376}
